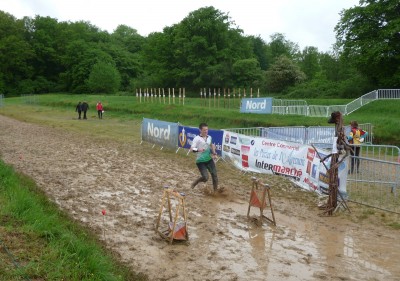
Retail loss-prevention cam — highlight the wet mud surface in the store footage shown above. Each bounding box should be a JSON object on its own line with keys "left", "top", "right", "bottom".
{"left": 0, "top": 115, "right": 399, "bottom": 281}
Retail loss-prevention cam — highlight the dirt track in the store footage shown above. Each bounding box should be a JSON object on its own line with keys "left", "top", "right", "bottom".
{"left": 1, "top": 114, "right": 399, "bottom": 281}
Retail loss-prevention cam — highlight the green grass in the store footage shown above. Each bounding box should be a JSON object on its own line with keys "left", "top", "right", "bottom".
{"left": 0, "top": 160, "right": 147, "bottom": 281}
{"left": 1, "top": 94, "right": 399, "bottom": 145}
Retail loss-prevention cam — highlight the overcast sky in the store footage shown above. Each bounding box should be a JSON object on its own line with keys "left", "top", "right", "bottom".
{"left": 1, "top": 0, "right": 359, "bottom": 52}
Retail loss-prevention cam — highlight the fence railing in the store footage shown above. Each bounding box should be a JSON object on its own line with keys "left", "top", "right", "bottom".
{"left": 278, "top": 89, "right": 400, "bottom": 117}
{"left": 377, "top": 89, "right": 400, "bottom": 99}
{"left": 345, "top": 90, "right": 377, "bottom": 115}
{"left": 357, "top": 143, "right": 400, "bottom": 162}
{"left": 226, "top": 124, "right": 374, "bottom": 145}
{"left": 21, "top": 94, "right": 38, "bottom": 105}
{"left": 347, "top": 156, "right": 400, "bottom": 214}
{"left": 224, "top": 127, "right": 264, "bottom": 137}
{"left": 227, "top": 125, "right": 400, "bottom": 213}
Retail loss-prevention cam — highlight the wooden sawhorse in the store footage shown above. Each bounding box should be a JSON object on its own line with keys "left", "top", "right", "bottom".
{"left": 155, "top": 186, "right": 189, "bottom": 244}
{"left": 247, "top": 177, "right": 276, "bottom": 226}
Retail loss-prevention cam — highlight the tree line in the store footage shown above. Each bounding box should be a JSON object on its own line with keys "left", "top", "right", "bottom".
{"left": 0, "top": 1, "right": 398, "bottom": 98}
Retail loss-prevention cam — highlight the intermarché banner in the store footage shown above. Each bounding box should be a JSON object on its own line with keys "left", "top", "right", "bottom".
{"left": 221, "top": 130, "right": 348, "bottom": 194}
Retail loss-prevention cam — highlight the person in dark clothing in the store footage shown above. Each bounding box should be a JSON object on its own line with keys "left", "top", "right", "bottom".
{"left": 75, "top": 102, "right": 82, "bottom": 119}
{"left": 81, "top": 101, "right": 89, "bottom": 119}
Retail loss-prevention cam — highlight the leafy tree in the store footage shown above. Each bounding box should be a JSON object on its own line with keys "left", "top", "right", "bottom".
{"left": 140, "top": 30, "right": 175, "bottom": 87}
{"left": 0, "top": 11, "right": 34, "bottom": 95}
{"left": 23, "top": 16, "right": 65, "bottom": 92}
{"left": 157, "top": 6, "right": 254, "bottom": 90}
{"left": 111, "top": 25, "right": 144, "bottom": 53}
{"left": 170, "top": 6, "right": 237, "bottom": 88}
{"left": 86, "top": 61, "right": 121, "bottom": 94}
{"left": 335, "top": 0, "right": 400, "bottom": 87}
{"left": 248, "top": 36, "right": 268, "bottom": 70}
{"left": 100, "top": 43, "right": 142, "bottom": 90}
{"left": 265, "top": 56, "right": 306, "bottom": 93}
{"left": 265, "top": 33, "right": 300, "bottom": 65}
{"left": 232, "top": 58, "right": 263, "bottom": 87}
{"left": 299, "top": 46, "right": 321, "bottom": 80}
{"left": 61, "top": 40, "right": 114, "bottom": 92}
{"left": 319, "top": 53, "right": 341, "bottom": 81}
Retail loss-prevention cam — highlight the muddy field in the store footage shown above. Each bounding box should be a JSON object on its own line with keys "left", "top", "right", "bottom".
{"left": 0, "top": 114, "right": 399, "bottom": 281}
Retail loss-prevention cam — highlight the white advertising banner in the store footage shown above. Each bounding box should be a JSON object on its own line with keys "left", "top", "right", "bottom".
{"left": 222, "top": 131, "right": 347, "bottom": 195}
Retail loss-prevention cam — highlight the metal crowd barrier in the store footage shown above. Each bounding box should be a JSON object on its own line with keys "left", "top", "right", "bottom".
{"left": 272, "top": 89, "right": 400, "bottom": 117}
{"left": 225, "top": 125, "right": 400, "bottom": 213}
{"left": 347, "top": 156, "right": 400, "bottom": 214}
{"left": 224, "top": 127, "right": 263, "bottom": 137}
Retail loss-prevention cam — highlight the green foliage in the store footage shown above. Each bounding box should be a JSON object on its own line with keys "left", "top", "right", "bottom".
{"left": 145, "top": 6, "right": 255, "bottom": 90}
{"left": 86, "top": 62, "right": 121, "bottom": 94}
{"left": 111, "top": 24, "right": 144, "bottom": 53}
{"left": 17, "top": 79, "right": 35, "bottom": 95}
{"left": 265, "top": 33, "right": 300, "bottom": 64}
{"left": 248, "top": 36, "right": 268, "bottom": 70}
{"left": 298, "top": 46, "right": 321, "bottom": 80}
{"left": 285, "top": 70, "right": 372, "bottom": 99}
{"left": 335, "top": 0, "right": 400, "bottom": 87}
{"left": 0, "top": 4, "right": 397, "bottom": 98}
{"left": 266, "top": 56, "right": 306, "bottom": 92}
{"left": 232, "top": 58, "right": 263, "bottom": 87}
{"left": 0, "top": 11, "right": 35, "bottom": 95}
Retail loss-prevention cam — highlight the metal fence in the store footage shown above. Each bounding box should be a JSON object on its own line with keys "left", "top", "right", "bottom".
{"left": 21, "top": 94, "right": 38, "bottom": 105}
{"left": 0, "top": 94, "right": 4, "bottom": 107}
{"left": 347, "top": 144, "right": 400, "bottom": 213}
{"left": 357, "top": 143, "right": 400, "bottom": 162}
{"left": 226, "top": 124, "right": 374, "bottom": 145}
{"left": 225, "top": 125, "right": 400, "bottom": 213}
{"left": 272, "top": 99, "right": 308, "bottom": 115}
{"left": 377, "top": 89, "right": 400, "bottom": 99}
{"left": 347, "top": 156, "right": 400, "bottom": 214}
{"left": 271, "top": 89, "right": 400, "bottom": 117}
{"left": 224, "top": 127, "right": 264, "bottom": 137}
{"left": 345, "top": 90, "right": 377, "bottom": 115}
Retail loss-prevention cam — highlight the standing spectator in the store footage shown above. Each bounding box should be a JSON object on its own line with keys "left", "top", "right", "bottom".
{"left": 81, "top": 101, "right": 89, "bottom": 119}
{"left": 189, "top": 123, "right": 220, "bottom": 193}
{"left": 75, "top": 102, "right": 82, "bottom": 119}
{"left": 348, "top": 120, "right": 368, "bottom": 174}
{"left": 96, "top": 101, "right": 103, "bottom": 119}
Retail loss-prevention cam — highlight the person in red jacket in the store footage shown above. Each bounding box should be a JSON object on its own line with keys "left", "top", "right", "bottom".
{"left": 96, "top": 101, "right": 103, "bottom": 119}
{"left": 347, "top": 120, "right": 368, "bottom": 174}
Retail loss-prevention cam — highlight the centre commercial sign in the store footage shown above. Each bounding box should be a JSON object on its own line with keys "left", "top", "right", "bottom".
{"left": 240, "top": 98, "right": 273, "bottom": 114}
{"left": 221, "top": 130, "right": 348, "bottom": 195}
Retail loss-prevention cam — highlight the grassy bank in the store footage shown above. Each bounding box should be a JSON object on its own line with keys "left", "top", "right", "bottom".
{"left": 1, "top": 94, "right": 400, "bottom": 145}
{"left": 0, "top": 160, "right": 147, "bottom": 280}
